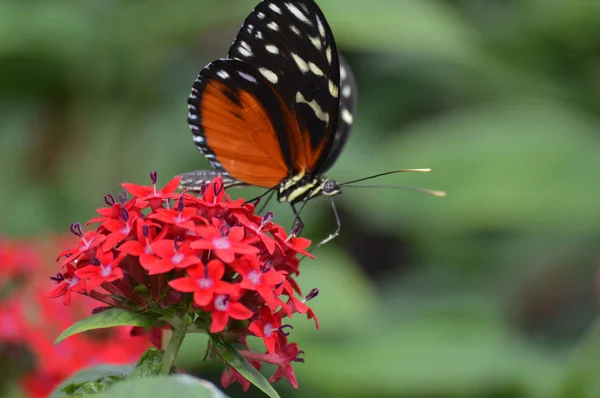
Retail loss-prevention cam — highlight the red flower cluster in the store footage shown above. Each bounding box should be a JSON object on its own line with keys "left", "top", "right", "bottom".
{"left": 0, "top": 238, "right": 150, "bottom": 398}
{"left": 48, "top": 172, "right": 319, "bottom": 390}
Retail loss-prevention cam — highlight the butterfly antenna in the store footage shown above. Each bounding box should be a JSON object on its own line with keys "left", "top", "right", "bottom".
{"left": 343, "top": 184, "right": 446, "bottom": 197}
{"left": 340, "top": 169, "right": 432, "bottom": 186}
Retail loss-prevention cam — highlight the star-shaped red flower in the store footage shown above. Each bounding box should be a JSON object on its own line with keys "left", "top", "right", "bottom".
{"left": 249, "top": 306, "right": 282, "bottom": 355}
{"left": 74, "top": 250, "right": 125, "bottom": 293}
{"left": 231, "top": 255, "right": 285, "bottom": 310}
{"left": 139, "top": 239, "right": 200, "bottom": 275}
{"left": 203, "top": 293, "right": 253, "bottom": 333}
{"left": 192, "top": 222, "right": 259, "bottom": 263}
{"left": 168, "top": 260, "right": 238, "bottom": 306}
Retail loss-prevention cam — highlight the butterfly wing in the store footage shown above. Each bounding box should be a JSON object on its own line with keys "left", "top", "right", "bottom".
{"left": 319, "top": 55, "right": 357, "bottom": 173}
{"left": 188, "top": 58, "right": 302, "bottom": 188}
{"left": 182, "top": 55, "right": 357, "bottom": 193}
{"left": 227, "top": 0, "right": 342, "bottom": 175}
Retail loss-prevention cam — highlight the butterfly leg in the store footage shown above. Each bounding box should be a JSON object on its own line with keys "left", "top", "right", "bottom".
{"left": 256, "top": 189, "right": 276, "bottom": 214}
{"left": 312, "top": 198, "right": 341, "bottom": 251}
{"left": 290, "top": 201, "right": 310, "bottom": 235}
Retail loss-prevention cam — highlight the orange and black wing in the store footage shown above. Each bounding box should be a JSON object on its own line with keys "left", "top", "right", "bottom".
{"left": 188, "top": 59, "right": 299, "bottom": 188}
{"left": 226, "top": 0, "right": 343, "bottom": 175}
{"left": 186, "top": 0, "right": 354, "bottom": 189}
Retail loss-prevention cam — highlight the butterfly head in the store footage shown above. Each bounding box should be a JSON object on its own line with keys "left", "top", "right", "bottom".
{"left": 321, "top": 178, "right": 341, "bottom": 197}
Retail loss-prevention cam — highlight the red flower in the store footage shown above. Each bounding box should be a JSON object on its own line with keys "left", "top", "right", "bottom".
{"left": 168, "top": 260, "right": 237, "bottom": 306}
{"left": 122, "top": 172, "right": 181, "bottom": 210}
{"left": 139, "top": 239, "right": 200, "bottom": 275}
{"left": 46, "top": 264, "right": 87, "bottom": 305}
{"left": 274, "top": 224, "right": 314, "bottom": 259}
{"left": 221, "top": 360, "right": 262, "bottom": 392}
{"left": 233, "top": 210, "right": 277, "bottom": 254}
{"left": 56, "top": 223, "right": 104, "bottom": 266}
{"left": 192, "top": 222, "right": 259, "bottom": 263}
{"left": 249, "top": 306, "right": 282, "bottom": 355}
{"left": 47, "top": 172, "right": 320, "bottom": 393}
{"left": 268, "top": 337, "right": 303, "bottom": 389}
{"left": 101, "top": 208, "right": 136, "bottom": 251}
{"left": 204, "top": 293, "right": 253, "bottom": 333}
{"left": 118, "top": 219, "right": 167, "bottom": 264}
{"left": 147, "top": 195, "right": 204, "bottom": 232}
{"left": 231, "top": 255, "right": 285, "bottom": 309}
{"left": 74, "top": 249, "right": 125, "bottom": 293}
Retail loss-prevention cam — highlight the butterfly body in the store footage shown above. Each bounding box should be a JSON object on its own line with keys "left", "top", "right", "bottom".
{"left": 182, "top": 0, "right": 357, "bottom": 208}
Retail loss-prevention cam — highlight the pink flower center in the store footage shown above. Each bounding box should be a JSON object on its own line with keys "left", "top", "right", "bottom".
{"left": 120, "top": 224, "right": 131, "bottom": 235}
{"left": 263, "top": 322, "right": 276, "bottom": 337}
{"left": 144, "top": 244, "right": 153, "bottom": 255}
{"left": 68, "top": 277, "right": 80, "bottom": 288}
{"left": 100, "top": 265, "right": 112, "bottom": 278}
{"left": 171, "top": 253, "right": 185, "bottom": 265}
{"left": 214, "top": 295, "right": 229, "bottom": 311}
{"left": 212, "top": 237, "right": 231, "bottom": 250}
{"left": 197, "top": 277, "right": 213, "bottom": 289}
{"left": 248, "top": 270, "right": 261, "bottom": 285}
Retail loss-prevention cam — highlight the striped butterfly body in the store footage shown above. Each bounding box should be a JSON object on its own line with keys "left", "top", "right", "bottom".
{"left": 182, "top": 0, "right": 357, "bottom": 211}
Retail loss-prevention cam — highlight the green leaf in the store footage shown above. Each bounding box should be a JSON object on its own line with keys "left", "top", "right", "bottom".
{"left": 55, "top": 309, "right": 156, "bottom": 344}
{"left": 106, "top": 375, "right": 229, "bottom": 398}
{"left": 126, "top": 348, "right": 165, "bottom": 379}
{"left": 49, "top": 364, "right": 134, "bottom": 397}
{"left": 211, "top": 336, "right": 281, "bottom": 398}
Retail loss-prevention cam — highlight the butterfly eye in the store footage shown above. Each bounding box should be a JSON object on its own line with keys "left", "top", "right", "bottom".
{"left": 322, "top": 179, "right": 340, "bottom": 196}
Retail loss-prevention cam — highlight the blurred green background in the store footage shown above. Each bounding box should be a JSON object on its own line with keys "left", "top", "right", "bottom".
{"left": 2, "top": 0, "right": 600, "bottom": 397}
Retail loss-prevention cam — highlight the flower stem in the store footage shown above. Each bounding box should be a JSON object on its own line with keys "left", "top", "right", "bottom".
{"left": 159, "top": 324, "right": 187, "bottom": 375}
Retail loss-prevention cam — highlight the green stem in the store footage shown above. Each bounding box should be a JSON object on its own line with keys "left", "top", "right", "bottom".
{"left": 159, "top": 325, "right": 187, "bottom": 375}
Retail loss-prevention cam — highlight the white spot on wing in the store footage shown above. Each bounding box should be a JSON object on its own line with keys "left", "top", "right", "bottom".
{"left": 290, "top": 25, "right": 301, "bottom": 36}
{"left": 342, "top": 84, "right": 351, "bottom": 98}
{"left": 291, "top": 53, "right": 309, "bottom": 73}
{"left": 238, "top": 47, "right": 252, "bottom": 57}
{"left": 193, "top": 135, "right": 205, "bottom": 144}
{"left": 257, "top": 12, "right": 266, "bottom": 19}
{"left": 308, "top": 62, "right": 324, "bottom": 76}
{"left": 216, "top": 70, "right": 230, "bottom": 79}
{"left": 238, "top": 71, "right": 257, "bottom": 83}
{"left": 269, "top": 3, "right": 282, "bottom": 14}
{"left": 341, "top": 108, "right": 354, "bottom": 124}
{"left": 326, "top": 46, "right": 332, "bottom": 64}
{"left": 340, "top": 65, "right": 347, "bottom": 80}
{"left": 317, "top": 15, "right": 326, "bottom": 37}
{"left": 256, "top": 31, "right": 263, "bottom": 39}
{"left": 328, "top": 80, "right": 339, "bottom": 98}
{"left": 265, "top": 44, "right": 279, "bottom": 54}
{"left": 285, "top": 3, "right": 312, "bottom": 25}
{"left": 310, "top": 36, "right": 322, "bottom": 50}
{"left": 296, "top": 92, "right": 330, "bottom": 124}
{"left": 267, "top": 22, "right": 279, "bottom": 31}
{"left": 259, "top": 67, "right": 279, "bottom": 84}
{"left": 238, "top": 41, "right": 253, "bottom": 57}
{"left": 188, "top": 113, "right": 198, "bottom": 120}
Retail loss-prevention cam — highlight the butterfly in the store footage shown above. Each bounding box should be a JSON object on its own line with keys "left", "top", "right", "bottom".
{"left": 180, "top": 0, "right": 442, "bottom": 246}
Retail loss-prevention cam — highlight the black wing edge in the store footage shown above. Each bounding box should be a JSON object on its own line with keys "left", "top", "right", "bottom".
{"left": 318, "top": 54, "right": 358, "bottom": 173}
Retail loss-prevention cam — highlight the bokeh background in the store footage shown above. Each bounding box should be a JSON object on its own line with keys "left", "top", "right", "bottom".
{"left": 2, "top": 0, "right": 600, "bottom": 397}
